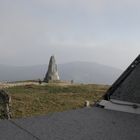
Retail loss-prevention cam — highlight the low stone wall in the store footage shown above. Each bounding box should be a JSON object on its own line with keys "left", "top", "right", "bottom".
{"left": 0, "top": 90, "right": 11, "bottom": 119}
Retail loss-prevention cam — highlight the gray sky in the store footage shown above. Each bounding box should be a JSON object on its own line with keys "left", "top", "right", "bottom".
{"left": 0, "top": 0, "right": 140, "bottom": 69}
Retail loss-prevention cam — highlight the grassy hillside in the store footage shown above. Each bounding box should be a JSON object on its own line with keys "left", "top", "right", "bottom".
{"left": 5, "top": 84, "right": 109, "bottom": 118}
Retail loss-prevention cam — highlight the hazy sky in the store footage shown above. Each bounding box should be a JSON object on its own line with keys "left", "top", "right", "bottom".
{"left": 0, "top": 0, "right": 140, "bottom": 69}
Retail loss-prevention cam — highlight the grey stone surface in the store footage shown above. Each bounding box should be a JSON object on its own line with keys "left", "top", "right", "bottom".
{"left": 0, "top": 120, "right": 36, "bottom": 140}
{"left": 44, "top": 56, "right": 60, "bottom": 83}
{"left": 0, "top": 107, "right": 139, "bottom": 140}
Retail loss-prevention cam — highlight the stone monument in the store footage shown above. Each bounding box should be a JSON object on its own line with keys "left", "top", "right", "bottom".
{"left": 44, "top": 55, "right": 60, "bottom": 83}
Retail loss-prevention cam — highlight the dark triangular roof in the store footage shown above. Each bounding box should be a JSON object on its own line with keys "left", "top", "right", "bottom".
{"left": 104, "top": 55, "right": 140, "bottom": 104}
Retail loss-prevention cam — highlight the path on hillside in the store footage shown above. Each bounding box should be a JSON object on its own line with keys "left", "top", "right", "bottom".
{"left": 0, "top": 82, "right": 74, "bottom": 89}
{"left": 0, "top": 82, "right": 41, "bottom": 89}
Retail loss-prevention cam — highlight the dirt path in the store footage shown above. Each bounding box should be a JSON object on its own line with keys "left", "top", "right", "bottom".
{"left": 0, "top": 81, "right": 74, "bottom": 89}
{"left": 0, "top": 82, "right": 40, "bottom": 89}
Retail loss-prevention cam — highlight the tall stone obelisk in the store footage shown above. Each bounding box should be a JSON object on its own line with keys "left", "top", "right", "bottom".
{"left": 44, "top": 56, "right": 60, "bottom": 83}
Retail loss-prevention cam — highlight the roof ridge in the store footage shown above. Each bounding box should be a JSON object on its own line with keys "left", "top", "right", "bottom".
{"left": 9, "top": 120, "right": 41, "bottom": 140}
{"left": 104, "top": 54, "right": 140, "bottom": 101}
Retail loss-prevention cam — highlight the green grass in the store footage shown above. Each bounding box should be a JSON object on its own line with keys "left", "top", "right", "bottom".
{"left": 5, "top": 84, "right": 109, "bottom": 118}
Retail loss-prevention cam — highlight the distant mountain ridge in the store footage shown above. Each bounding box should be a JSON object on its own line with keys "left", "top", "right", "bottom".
{"left": 58, "top": 61, "right": 122, "bottom": 84}
{"left": 0, "top": 62, "right": 123, "bottom": 84}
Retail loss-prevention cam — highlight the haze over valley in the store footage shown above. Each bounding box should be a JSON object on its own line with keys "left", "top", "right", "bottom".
{"left": 0, "top": 61, "right": 122, "bottom": 84}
